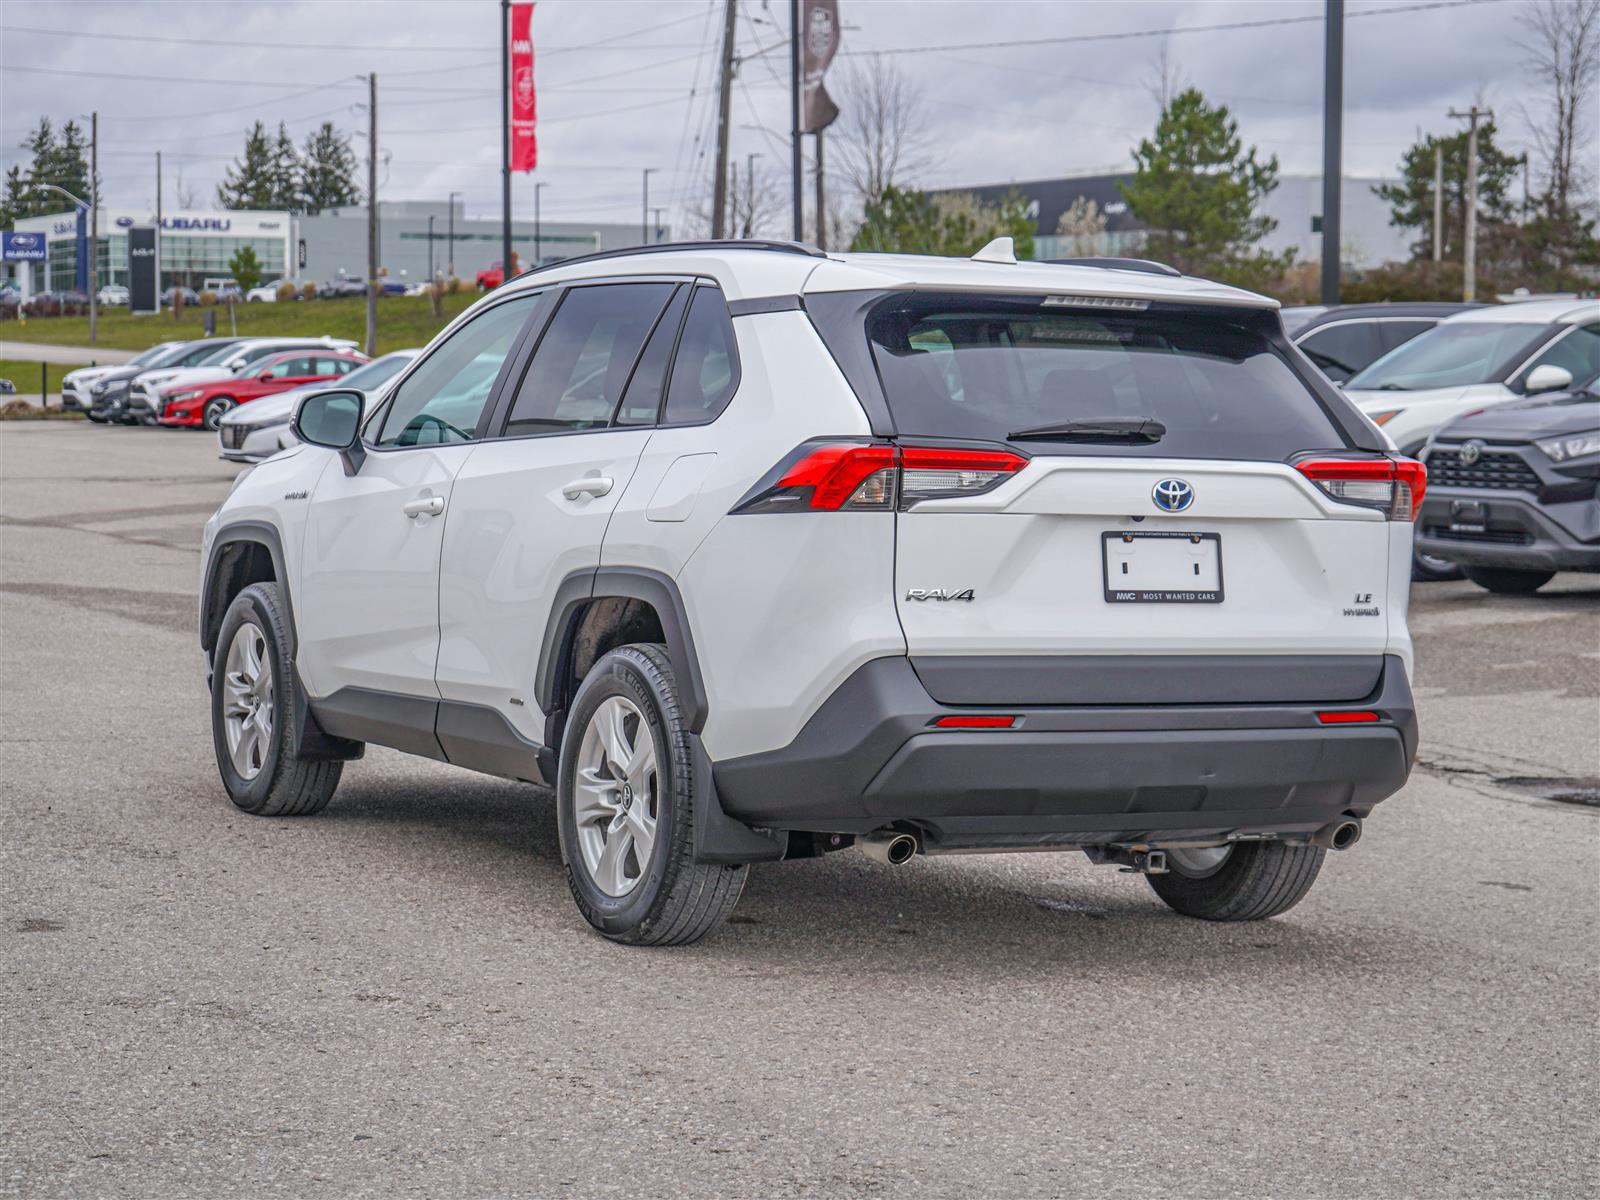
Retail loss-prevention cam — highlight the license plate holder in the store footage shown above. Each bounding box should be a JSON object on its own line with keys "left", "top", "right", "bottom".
{"left": 1450, "top": 500, "right": 1488, "bottom": 532}
{"left": 1102, "top": 531, "right": 1224, "bottom": 603}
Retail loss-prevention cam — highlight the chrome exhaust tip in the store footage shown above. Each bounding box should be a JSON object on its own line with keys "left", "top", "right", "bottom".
{"left": 861, "top": 831, "right": 919, "bottom": 866}
{"left": 1311, "top": 818, "right": 1363, "bottom": 851}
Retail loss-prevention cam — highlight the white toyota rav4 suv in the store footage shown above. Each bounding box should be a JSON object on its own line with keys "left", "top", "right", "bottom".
{"left": 199, "top": 240, "right": 1422, "bottom": 944}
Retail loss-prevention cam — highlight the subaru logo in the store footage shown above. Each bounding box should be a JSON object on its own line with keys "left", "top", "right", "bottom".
{"left": 1458, "top": 439, "right": 1484, "bottom": 466}
{"left": 1152, "top": 478, "right": 1194, "bottom": 512}
{"left": 12, "top": 233, "right": 39, "bottom": 248}
{"left": 115, "top": 216, "right": 134, "bottom": 228}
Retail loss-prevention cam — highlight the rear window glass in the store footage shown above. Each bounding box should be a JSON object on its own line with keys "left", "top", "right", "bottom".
{"left": 865, "top": 294, "right": 1347, "bottom": 460}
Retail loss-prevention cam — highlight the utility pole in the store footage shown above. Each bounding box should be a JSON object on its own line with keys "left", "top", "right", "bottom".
{"left": 711, "top": 0, "right": 737, "bottom": 239}
{"left": 746, "top": 152, "right": 759, "bottom": 238}
{"left": 366, "top": 72, "right": 378, "bottom": 356}
{"left": 534, "top": 181, "right": 547, "bottom": 266}
{"left": 789, "top": 0, "right": 803, "bottom": 240}
{"left": 731, "top": 159, "right": 739, "bottom": 236}
{"left": 1449, "top": 104, "right": 1489, "bottom": 302}
{"left": 448, "top": 190, "right": 460, "bottom": 277}
{"left": 642, "top": 168, "right": 657, "bottom": 245}
{"left": 156, "top": 150, "right": 163, "bottom": 306}
{"left": 500, "top": 0, "right": 513, "bottom": 278}
{"left": 652, "top": 207, "right": 664, "bottom": 243}
{"left": 89, "top": 111, "right": 98, "bottom": 344}
{"left": 1319, "top": 0, "right": 1343, "bottom": 306}
{"left": 428, "top": 214, "right": 435, "bottom": 281}
{"left": 1440, "top": 144, "right": 1452, "bottom": 264}
{"left": 814, "top": 131, "right": 826, "bottom": 251}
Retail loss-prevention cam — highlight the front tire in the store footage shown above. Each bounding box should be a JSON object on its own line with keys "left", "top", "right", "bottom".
{"left": 1147, "top": 841, "right": 1326, "bottom": 921}
{"left": 557, "top": 644, "right": 747, "bottom": 945}
{"left": 1412, "top": 548, "right": 1465, "bottom": 582}
{"left": 1463, "top": 566, "right": 1555, "bottom": 594}
{"left": 210, "top": 582, "right": 341, "bottom": 816}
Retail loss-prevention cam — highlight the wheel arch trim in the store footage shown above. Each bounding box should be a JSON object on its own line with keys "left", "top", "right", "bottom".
{"left": 200, "top": 520, "right": 293, "bottom": 656}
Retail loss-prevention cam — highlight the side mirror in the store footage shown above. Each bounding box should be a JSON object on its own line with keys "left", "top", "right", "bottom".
{"left": 257, "top": 370, "right": 275, "bottom": 381}
{"left": 293, "top": 389, "right": 366, "bottom": 475}
{"left": 1523, "top": 363, "right": 1573, "bottom": 394}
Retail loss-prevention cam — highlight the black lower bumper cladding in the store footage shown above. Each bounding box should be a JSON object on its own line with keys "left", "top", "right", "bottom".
{"left": 713, "top": 654, "right": 1417, "bottom": 847}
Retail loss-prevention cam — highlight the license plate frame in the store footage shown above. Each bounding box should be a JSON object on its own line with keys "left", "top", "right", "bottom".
{"left": 1102, "top": 530, "right": 1224, "bottom": 604}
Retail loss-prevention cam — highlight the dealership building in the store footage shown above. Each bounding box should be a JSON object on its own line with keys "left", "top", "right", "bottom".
{"left": 933, "top": 171, "right": 1409, "bottom": 268}
{"left": 4, "top": 198, "right": 662, "bottom": 296}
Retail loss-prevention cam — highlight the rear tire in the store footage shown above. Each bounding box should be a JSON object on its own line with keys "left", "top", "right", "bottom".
{"left": 1412, "top": 548, "right": 1466, "bottom": 582}
{"left": 557, "top": 644, "right": 747, "bottom": 945}
{"left": 210, "top": 582, "right": 341, "bottom": 817}
{"left": 1147, "top": 841, "right": 1326, "bottom": 921}
{"left": 1463, "top": 566, "right": 1554, "bottom": 594}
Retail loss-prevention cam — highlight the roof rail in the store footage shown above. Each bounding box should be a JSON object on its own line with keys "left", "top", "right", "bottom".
{"left": 1041, "top": 256, "right": 1182, "bottom": 278}
{"left": 511, "top": 239, "right": 826, "bottom": 283}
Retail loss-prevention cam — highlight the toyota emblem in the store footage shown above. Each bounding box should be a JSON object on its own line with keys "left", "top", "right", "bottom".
{"left": 1458, "top": 440, "right": 1484, "bottom": 466}
{"left": 1152, "top": 478, "right": 1195, "bottom": 512}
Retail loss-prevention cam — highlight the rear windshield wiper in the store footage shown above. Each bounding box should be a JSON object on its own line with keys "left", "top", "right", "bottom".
{"left": 1007, "top": 418, "right": 1167, "bottom": 444}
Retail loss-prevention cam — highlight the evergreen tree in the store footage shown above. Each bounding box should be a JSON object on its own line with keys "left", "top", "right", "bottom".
{"left": 298, "top": 122, "right": 360, "bottom": 215}
{"left": 216, "top": 122, "right": 278, "bottom": 209}
{"left": 54, "top": 119, "right": 91, "bottom": 202}
{"left": 1373, "top": 124, "right": 1522, "bottom": 262}
{"left": 269, "top": 122, "right": 302, "bottom": 211}
{"left": 1118, "top": 88, "right": 1290, "bottom": 282}
{"left": 5, "top": 118, "right": 91, "bottom": 219}
{"left": 0, "top": 164, "right": 28, "bottom": 229}
{"left": 228, "top": 245, "right": 263, "bottom": 291}
{"left": 850, "top": 186, "right": 1035, "bottom": 257}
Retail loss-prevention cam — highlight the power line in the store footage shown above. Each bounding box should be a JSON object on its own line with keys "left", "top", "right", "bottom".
{"left": 837, "top": 0, "right": 1485, "bottom": 57}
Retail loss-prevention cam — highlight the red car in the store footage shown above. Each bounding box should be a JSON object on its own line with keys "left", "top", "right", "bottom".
{"left": 475, "top": 261, "right": 506, "bottom": 290}
{"left": 159, "top": 349, "right": 370, "bottom": 430}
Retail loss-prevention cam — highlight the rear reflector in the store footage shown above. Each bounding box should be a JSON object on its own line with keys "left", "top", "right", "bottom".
{"left": 1317, "top": 711, "right": 1380, "bottom": 724}
{"left": 735, "top": 442, "right": 1029, "bottom": 513}
{"left": 934, "top": 715, "right": 1017, "bottom": 728}
{"left": 1295, "top": 457, "right": 1427, "bottom": 521}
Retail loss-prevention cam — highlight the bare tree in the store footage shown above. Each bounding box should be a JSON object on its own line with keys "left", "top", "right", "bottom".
{"left": 173, "top": 168, "right": 200, "bottom": 209}
{"left": 1144, "top": 44, "right": 1188, "bottom": 112}
{"left": 833, "top": 54, "right": 930, "bottom": 208}
{"left": 1056, "top": 197, "right": 1109, "bottom": 255}
{"left": 731, "top": 159, "right": 786, "bottom": 239}
{"left": 1518, "top": 0, "right": 1600, "bottom": 223}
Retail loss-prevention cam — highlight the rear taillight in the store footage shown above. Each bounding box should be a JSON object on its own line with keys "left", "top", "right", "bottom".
{"left": 734, "top": 442, "right": 1029, "bottom": 513}
{"left": 1295, "top": 457, "right": 1427, "bottom": 521}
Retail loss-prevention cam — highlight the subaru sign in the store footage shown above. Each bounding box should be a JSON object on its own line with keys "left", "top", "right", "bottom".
{"left": 127, "top": 226, "right": 159, "bottom": 315}
{"left": 2, "top": 232, "right": 47, "bottom": 262}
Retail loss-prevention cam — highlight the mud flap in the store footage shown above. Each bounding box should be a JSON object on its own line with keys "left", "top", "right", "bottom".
{"left": 690, "top": 735, "right": 786, "bottom": 864}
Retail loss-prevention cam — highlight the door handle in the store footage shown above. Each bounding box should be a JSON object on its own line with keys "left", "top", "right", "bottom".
{"left": 402, "top": 494, "right": 445, "bottom": 518}
{"left": 562, "top": 476, "right": 614, "bottom": 500}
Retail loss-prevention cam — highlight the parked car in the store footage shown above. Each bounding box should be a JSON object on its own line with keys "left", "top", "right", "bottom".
{"left": 131, "top": 336, "right": 362, "bottom": 423}
{"left": 475, "top": 261, "right": 506, "bottom": 290}
{"left": 0, "top": 378, "right": 16, "bottom": 395}
{"left": 62, "top": 341, "right": 183, "bottom": 412}
{"left": 245, "top": 280, "right": 292, "bottom": 303}
{"left": 198, "top": 241, "right": 1419, "bottom": 945}
{"left": 1290, "top": 302, "right": 1481, "bottom": 383}
{"left": 0, "top": 283, "right": 19, "bottom": 317}
{"left": 1344, "top": 299, "right": 1600, "bottom": 578}
{"left": 218, "top": 348, "right": 420, "bottom": 462}
{"left": 161, "top": 286, "right": 200, "bottom": 307}
{"left": 216, "top": 283, "right": 244, "bottom": 302}
{"left": 24, "top": 289, "right": 90, "bottom": 317}
{"left": 377, "top": 279, "right": 408, "bottom": 295}
{"left": 88, "top": 338, "right": 252, "bottom": 423}
{"left": 96, "top": 284, "right": 130, "bottom": 307}
{"left": 162, "top": 348, "right": 369, "bottom": 430}
{"left": 318, "top": 275, "right": 366, "bottom": 299}
{"left": 1415, "top": 385, "right": 1599, "bottom": 594}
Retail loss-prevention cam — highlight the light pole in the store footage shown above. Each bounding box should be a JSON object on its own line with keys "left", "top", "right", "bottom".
{"left": 533, "top": 181, "right": 548, "bottom": 267}
{"left": 642, "top": 168, "right": 658, "bottom": 245}
{"left": 427, "top": 214, "right": 436, "bottom": 281}
{"left": 745, "top": 152, "right": 760, "bottom": 238}
{"left": 447, "top": 190, "right": 460, "bottom": 277}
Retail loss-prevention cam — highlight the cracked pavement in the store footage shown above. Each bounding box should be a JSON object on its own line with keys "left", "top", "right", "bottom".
{"left": 2, "top": 421, "right": 1597, "bottom": 1198}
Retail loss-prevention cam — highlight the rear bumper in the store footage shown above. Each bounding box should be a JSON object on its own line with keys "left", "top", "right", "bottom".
{"left": 1416, "top": 489, "right": 1600, "bottom": 572}
{"left": 713, "top": 655, "right": 1417, "bottom": 847}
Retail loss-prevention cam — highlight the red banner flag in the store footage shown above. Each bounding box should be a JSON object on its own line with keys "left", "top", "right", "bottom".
{"left": 509, "top": 3, "right": 537, "bottom": 172}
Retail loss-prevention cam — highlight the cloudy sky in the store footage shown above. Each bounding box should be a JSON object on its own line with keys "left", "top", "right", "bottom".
{"left": 0, "top": 0, "right": 1570, "bottom": 233}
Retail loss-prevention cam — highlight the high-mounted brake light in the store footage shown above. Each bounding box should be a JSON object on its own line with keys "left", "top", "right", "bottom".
{"left": 1295, "top": 457, "right": 1426, "bottom": 521}
{"left": 734, "top": 443, "right": 1029, "bottom": 513}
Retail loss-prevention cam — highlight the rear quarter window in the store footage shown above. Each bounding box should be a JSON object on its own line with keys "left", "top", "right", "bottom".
{"left": 864, "top": 293, "right": 1349, "bottom": 460}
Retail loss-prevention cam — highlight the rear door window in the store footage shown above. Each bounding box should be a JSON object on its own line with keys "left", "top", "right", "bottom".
{"left": 1516, "top": 323, "right": 1600, "bottom": 391}
{"left": 865, "top": 293, "right": 1348, "bottom": 460}
{"left": 502, "top": 282, "right": 675, "bottom": 436}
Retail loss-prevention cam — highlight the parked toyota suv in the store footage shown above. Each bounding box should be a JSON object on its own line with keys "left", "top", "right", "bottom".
{"left": 198, "top": 241, "right": 1421, "bottom": 944}
{"left": 1416, "top": 386, "right": 1599, "bottom": 592}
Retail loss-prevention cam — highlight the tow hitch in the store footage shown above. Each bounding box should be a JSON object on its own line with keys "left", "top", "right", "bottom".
{"left": 1086, "top": 846, "right": 1169, "bottom": 874}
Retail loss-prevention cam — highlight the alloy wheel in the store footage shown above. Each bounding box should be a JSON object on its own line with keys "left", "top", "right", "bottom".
{"left": 572, "top": 696, "right": 659, "bottom": 897}
{"left": 222, "top": 621, "right": 274, "bottom": 780}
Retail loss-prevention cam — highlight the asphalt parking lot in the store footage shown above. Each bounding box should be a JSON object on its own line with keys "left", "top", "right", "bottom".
{"left": 3, "top": 421, "right": 1596, "bottom": 1199}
